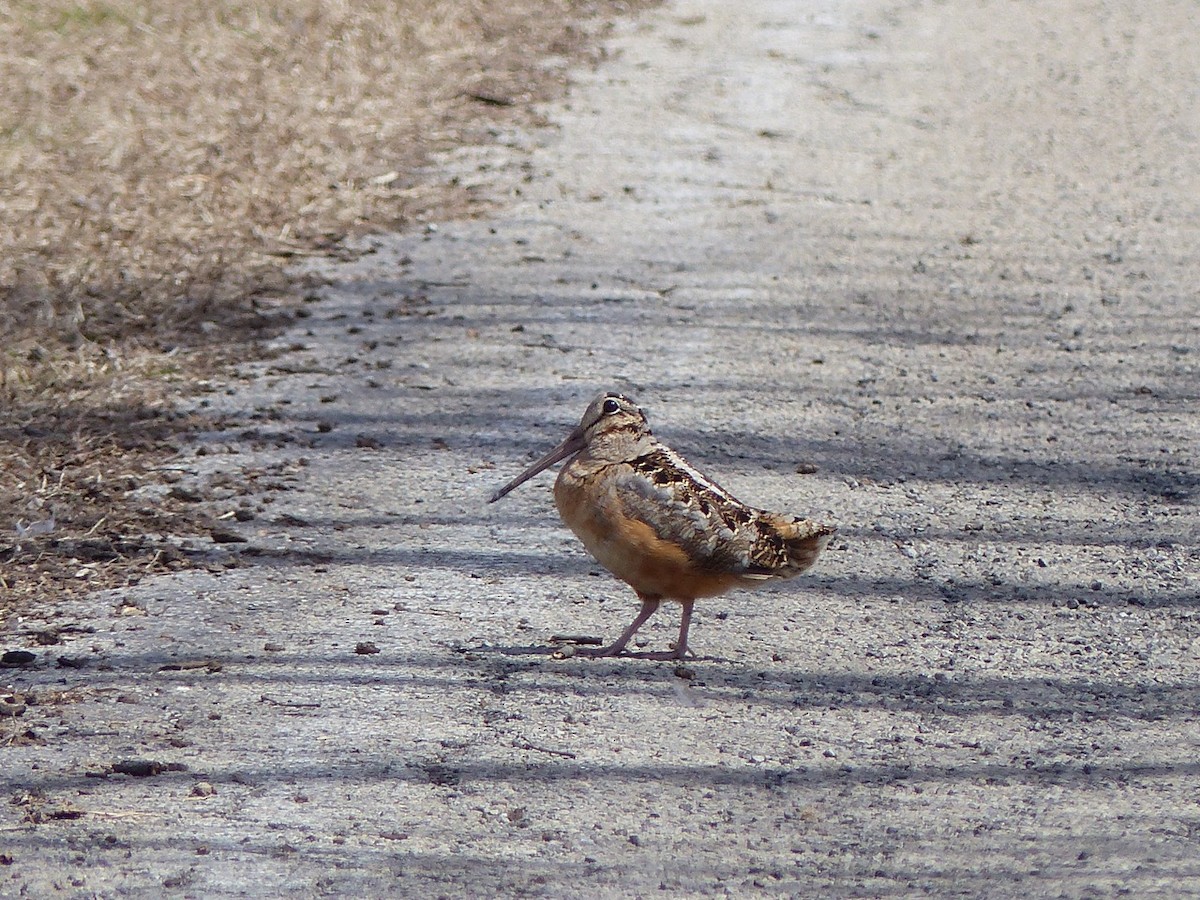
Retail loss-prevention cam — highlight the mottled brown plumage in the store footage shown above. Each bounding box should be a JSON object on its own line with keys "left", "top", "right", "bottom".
{"left": 490, "top": 392, "right": 835, "bottom": 659}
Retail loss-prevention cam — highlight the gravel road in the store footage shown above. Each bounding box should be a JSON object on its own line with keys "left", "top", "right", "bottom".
{"left": 5, "top": 0, "right": 1199, "bottom": 896}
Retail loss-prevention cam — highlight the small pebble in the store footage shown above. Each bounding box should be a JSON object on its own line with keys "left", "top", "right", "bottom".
{"left": 210, "top": 527, "right": 247, "bottom": 544}
{"left": 191, "top": 782, "right": 216, "bottom": 798}
{"left": 112, "top": 759, "right": 187, "bottom": 777}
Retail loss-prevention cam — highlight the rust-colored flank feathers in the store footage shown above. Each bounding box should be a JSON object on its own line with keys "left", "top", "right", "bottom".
{"left": 489, "top": 392, "right": 836, "bottom": 659}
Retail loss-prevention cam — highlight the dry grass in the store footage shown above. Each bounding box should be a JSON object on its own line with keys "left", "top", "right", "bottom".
{"left": 0, "top": 0, "right": 654, "bottom": 608}
{"left": 1, "top": 349, "right": 207, "bottom": 599}
{"left": 1, "top": 0, "right": 635, "bottom": 347}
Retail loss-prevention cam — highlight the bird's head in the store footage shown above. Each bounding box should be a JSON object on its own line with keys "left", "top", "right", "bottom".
{"left": 488, "top": 391, "right": 652, "bottom": 502}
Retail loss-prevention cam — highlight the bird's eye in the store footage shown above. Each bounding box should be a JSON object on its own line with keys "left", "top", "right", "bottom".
{"left": 602, "top": 397, "right": 621, "bottom": 415}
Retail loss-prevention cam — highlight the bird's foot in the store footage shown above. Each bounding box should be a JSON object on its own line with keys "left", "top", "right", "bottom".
{"left": 640, "top": 641, "right": 696, "bottom": 661}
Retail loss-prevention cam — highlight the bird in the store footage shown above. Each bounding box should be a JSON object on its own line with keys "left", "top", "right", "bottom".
{"left": 488, "top": 391, "right": 836, "bottom": 659}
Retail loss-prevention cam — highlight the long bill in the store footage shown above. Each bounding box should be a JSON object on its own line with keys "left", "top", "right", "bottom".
{"left": 488, "top": 426, "right": 586, "bottom": 503}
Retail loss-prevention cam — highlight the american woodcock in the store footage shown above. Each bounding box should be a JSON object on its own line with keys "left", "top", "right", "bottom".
{"left": 489, "top": 392, "right": 836, "bottom": 659}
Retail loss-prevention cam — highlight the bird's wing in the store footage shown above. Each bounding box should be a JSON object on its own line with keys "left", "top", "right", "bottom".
{"left": 613, "top": 455, "right": 767, "bottom": 575}
{"left": 615, "top": 446, "right": 835, "bottom": 579}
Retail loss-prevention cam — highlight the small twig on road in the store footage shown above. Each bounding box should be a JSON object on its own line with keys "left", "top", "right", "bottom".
{"left": 259, "top": 694, "right": 321, "bottom": 709}
{"left": 392, "top": 604, "right": 454, "bottom": 617}
{"left": 549, "top": 634, "right": 603, "bottom": 646}
{"left": 513, "top": 739, "right": 577, "bottom": 760}
{"left": 82, "top": 516, "right": 108, "bottom": 538}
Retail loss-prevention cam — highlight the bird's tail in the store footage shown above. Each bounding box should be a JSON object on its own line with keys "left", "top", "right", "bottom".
{"left": 778, "top": 518, "right": 836, "bottom": 574}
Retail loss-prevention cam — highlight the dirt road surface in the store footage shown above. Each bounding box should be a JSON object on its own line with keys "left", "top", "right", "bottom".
{"left": 5, "top": 0, "right": 1199, "bottom": 896}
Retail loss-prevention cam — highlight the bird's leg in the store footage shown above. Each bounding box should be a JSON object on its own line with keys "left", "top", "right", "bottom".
{"left": 579, "top": 594, "right": 660, "bottom": 657}
{"left": 674, "top": 598, "right": 695, "bottom": 658}
{"left": 636, "top": 598, "right": 695, "bottom": 661}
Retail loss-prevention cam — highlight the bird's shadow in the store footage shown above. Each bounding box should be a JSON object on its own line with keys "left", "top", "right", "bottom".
{"left": 474, "top": 643, "right": 562, "bottom": 657}
{"left": 469, "top": 642, "right": 715, "bottom": 663}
